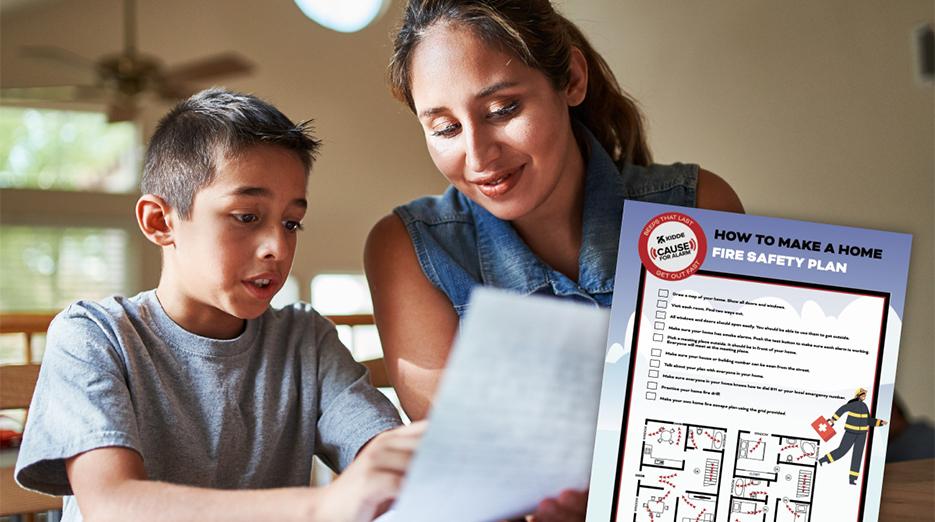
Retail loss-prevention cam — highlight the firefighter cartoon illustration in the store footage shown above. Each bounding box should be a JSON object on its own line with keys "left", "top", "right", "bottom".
{"left": 818, "top": 388, "right": 887, "bottom": 485}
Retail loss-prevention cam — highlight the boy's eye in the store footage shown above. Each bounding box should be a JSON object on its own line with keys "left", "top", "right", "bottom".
{"left": 234, "top": 213, "right": 259, "bottom": 224}
{"left": 488, "top": 100, "right": 519, "bottom": 119}
{"left": 283, "top": 220, "right": 304, "bottom": 232}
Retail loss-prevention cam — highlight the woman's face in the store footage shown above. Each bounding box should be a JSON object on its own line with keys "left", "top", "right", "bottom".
{"left": 408, "top": 24, "right": 587, "bottom": 222}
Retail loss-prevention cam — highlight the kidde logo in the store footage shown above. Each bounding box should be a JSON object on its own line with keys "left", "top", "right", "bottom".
{"left": 638, "top": 212, "right": 707, "bottom": 281}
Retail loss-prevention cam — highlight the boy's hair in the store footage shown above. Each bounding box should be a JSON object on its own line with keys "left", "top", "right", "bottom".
{"left": 142, "top": 88, "right": 321, "bottom": 219}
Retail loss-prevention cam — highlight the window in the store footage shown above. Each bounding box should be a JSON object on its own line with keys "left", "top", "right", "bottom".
{"left": 0, "top": 226, "right": 129, "bottom": 312}
{"left": 0, "top": 106, "right": 142, "bottom": 364}
{"left": 1, "top": 107, "right": 138, "bottom": 192}
{"left": 310, "top": 273, "right": 383, "bottom": 360}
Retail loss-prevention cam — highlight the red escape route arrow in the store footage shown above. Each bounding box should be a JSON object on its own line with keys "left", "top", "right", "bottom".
{"left": 750, "top": 437, "right": 763, "bottom": 451}
{"left": 784, "top": 501, "right": 802, "bottom": 519}
{"left": 659, "top": 472, "right": 678, "bottom": 489}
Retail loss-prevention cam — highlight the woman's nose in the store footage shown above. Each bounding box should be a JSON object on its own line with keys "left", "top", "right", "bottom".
{"left": 464, "top": 125, "right": 500, "bottom": 173}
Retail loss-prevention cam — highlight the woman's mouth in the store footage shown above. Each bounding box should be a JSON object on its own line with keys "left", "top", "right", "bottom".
{"left": 474, "top": 166, "right": 523, "bottom": 199}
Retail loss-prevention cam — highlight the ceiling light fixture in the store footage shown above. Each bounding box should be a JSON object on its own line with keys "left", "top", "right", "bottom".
{"left": 294, "top": 0, "right": 389, "bottom": 33}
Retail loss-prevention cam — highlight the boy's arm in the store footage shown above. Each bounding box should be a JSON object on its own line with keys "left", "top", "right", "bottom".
{"left": 68, "top": 422, "right": 425, "bottom": 522}
{"left": 67, "top": 447, "right": 317, "bottom": 522}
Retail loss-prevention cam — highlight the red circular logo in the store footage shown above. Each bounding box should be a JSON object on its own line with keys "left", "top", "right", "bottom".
{"left": 637, "top": 212, "right": 707, "bottom": 280}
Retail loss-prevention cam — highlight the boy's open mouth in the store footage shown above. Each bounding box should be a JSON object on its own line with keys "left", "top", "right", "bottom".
{"left": 243, "top": 274, "right": 280, "bottom": 300}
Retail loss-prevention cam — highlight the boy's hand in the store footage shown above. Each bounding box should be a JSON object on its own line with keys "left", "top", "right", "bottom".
{"left": 315, "top": 421, "right": 426, "bottom": 522}
{"left": 527, "top": 488, "right": 588, "bottom": 522}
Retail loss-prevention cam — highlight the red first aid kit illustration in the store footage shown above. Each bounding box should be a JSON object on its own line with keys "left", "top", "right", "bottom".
{"left": 811, "top": 416, "right": 837, "bottom": 442}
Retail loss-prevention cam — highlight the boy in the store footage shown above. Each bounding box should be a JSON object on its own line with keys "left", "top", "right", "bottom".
{"left": 15, "top": 88, "right": 421, "bottom": 522}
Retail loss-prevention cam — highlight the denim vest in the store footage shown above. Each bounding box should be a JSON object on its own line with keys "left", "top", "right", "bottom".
{"left": 394, "top": 130, "right": 698, "bottom": 317}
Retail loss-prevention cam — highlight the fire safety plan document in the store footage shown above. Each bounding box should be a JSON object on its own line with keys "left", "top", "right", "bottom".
{"left": 586, "top": 202, "right": 911, "bottom": 522}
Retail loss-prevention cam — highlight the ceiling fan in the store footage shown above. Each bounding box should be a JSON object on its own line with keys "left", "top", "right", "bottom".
{"left": 1, "top": 0, "right": 254, "bottom": 122}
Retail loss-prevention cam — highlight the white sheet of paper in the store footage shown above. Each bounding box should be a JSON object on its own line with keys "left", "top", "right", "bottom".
{"left": 390, "top": 288, "right": 610, "bottom": 521}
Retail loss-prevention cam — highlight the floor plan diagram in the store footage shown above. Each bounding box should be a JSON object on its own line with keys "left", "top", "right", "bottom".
{"left": 632, "top": 419, "right": 726, "bottom": 521}
{"left": 728, "top": 430, "right": 819, "bottom": 521}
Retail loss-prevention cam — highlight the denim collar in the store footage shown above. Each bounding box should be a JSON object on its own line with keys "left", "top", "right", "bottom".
{"left": 471, "top": 127, "right": 622, "bottom": 298}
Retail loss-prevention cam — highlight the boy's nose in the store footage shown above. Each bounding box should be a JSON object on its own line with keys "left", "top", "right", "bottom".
{"left": 259, "top": 227, "right": 289, "bottom": 260}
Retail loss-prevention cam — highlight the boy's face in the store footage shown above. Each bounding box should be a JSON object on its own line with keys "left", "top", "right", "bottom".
{"left": 164, "top": 144, "right": 308, "bottom": 337}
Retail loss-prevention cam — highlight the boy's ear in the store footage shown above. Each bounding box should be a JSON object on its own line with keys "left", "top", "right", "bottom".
{"left": 136, "top": 194, "right": 175, "bottom": 247}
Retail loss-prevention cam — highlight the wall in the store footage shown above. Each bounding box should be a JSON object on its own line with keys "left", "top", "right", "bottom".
{"left": 2, "top": 0, "right": 932, "bottom": 419}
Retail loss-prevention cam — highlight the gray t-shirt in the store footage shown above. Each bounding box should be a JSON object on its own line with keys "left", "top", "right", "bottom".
{"left": 15, "top": 290, "right": 401, "bottom": 520}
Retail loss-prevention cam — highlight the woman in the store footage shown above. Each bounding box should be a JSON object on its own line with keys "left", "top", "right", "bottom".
{"left": 365, "top": 1, "right": 743, "bottom": 518}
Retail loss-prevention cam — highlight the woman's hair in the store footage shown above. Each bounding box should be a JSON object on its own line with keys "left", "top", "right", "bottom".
{"left": 388, "top": 0, "right": 652, "bottom": 167}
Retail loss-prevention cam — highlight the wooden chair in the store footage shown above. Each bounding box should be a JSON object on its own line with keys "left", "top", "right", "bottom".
{"left": 0, "top": 313, "right": 54, "bottom": 364}
{"left": 0, "top": 363, "right": 63, "bottom": 517}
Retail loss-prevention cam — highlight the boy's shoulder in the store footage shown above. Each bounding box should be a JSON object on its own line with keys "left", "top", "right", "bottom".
{"left": 50, "top": 290, "right": 156, "bottom": 340}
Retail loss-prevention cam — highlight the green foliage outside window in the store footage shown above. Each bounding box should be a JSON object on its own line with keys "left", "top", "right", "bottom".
{"left": 0, "top": 107, "right": 138, "bottom": 192}
{"left": 0, "top": 226, "right": 128, "bottom": 312}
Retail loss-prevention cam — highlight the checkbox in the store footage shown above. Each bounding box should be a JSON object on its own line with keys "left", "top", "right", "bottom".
{"left": 649, "top": 369, "right": 659, "bottom": 378}
{"left": 655, "top": 310, "right": 667, "bottom": 319}
{"left": 654, "top": 321, "right": 665, "bottom": 330}
{"left": 647, "top": 381, "right": 658, "bottom": 390}
{"left": 646, "top": 392, "right": 657, "bottom": 400}
{"left": 649, "top": 359, "right": 660, "bottom": 368}
{"left": 658, "top": 289, "right": 669, "bottom": 297}
{"left": 657, "top": 300, "right": 668, "bottom": 309}
{"left": 651, "top": 348, "right": 662, "bottom": 357}
{"left": 653, "top": 334, "right": 664, "bottom": 342}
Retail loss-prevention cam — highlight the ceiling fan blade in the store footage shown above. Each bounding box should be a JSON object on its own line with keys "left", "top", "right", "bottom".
{"left": 20, "top": 45, "right": 96, "bottom": 70}
{"left": 162, "top": 52, "right": 253, "bottom": 84}
{"left": 156, "top": 81, "right": 200, "bottom": 101}
{"left": 106, "top": 99, "right": 138, "bottom": 123}
{"left": 0, "top": 85, "right": 108, "bottom": 103}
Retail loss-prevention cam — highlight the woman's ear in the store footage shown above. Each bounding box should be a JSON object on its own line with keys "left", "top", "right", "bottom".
{"left": 136, "top": 194, "right": 175, "bottom": 247}
{"left": 565, "top": 46, "right": 589, "bottom": 107}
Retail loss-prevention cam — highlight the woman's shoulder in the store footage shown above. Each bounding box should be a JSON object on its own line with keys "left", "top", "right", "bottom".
{"left": 696, "top": 168, "right": 744, "bottom": 213}
{"left": 617, "top": 162, "right": 698, "bottom": 198}
{"left": 617, "top": 162, "right": 743, "bottom": 213}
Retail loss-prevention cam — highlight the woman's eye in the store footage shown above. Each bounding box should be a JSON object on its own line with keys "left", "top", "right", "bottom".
{"left": 489, "top": 101, "right": 519, "bottom": 119}
{"left": 431, "top": 122, "right": 461, "bottom": 138}
{"left": 283, "top": 220, "right": 304, "bottom": 232}
{"left": 234, "top": 214, "right": 258, "bottom": 224}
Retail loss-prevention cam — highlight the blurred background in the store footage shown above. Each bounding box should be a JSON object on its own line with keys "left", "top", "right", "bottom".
{"left": 1, "top": 0, "right": 932, "bottom": 424}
